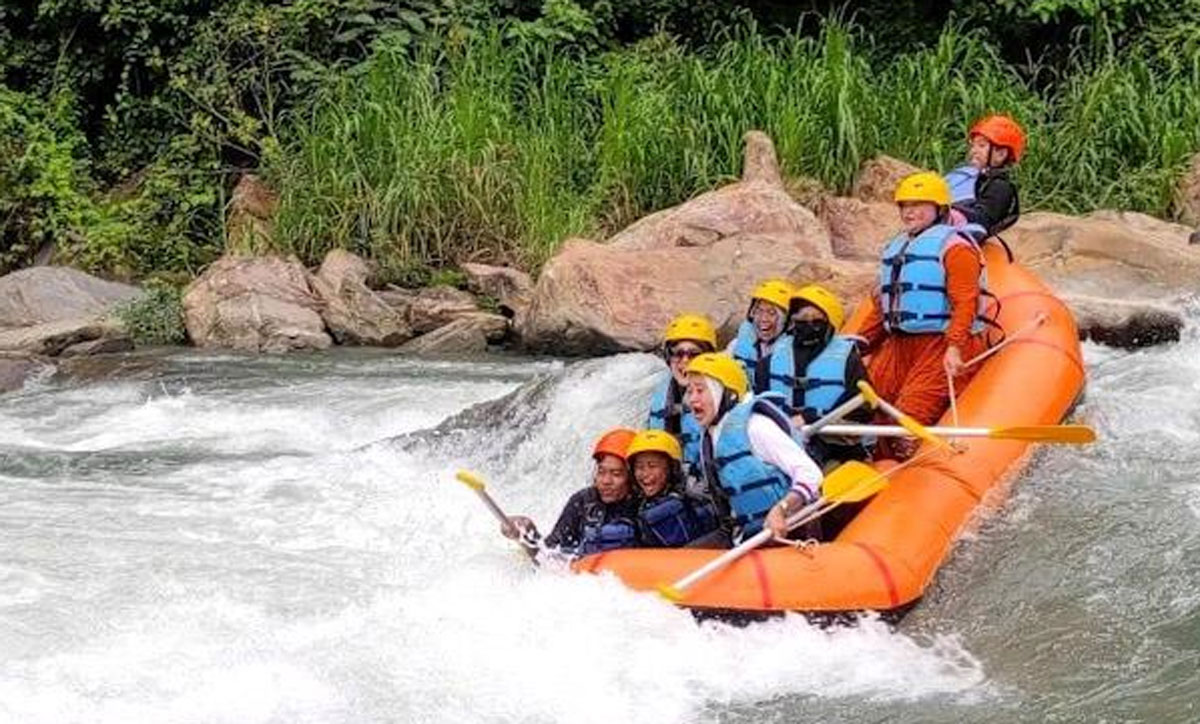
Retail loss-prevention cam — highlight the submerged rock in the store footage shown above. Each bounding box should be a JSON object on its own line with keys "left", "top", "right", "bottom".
{"left": 1062, "top": 294, "right": 1184, "bottom": 349}
{"left": 0, "top": 353, "right": 49, "bottom": 393}
{"left": 0, "top": 266, "right": 141, "bottom": 327}
{"left": 311, "top": 249, "right": 411, "bottom": 346}
{"left": 398, "top": 312, "right": 508, "bottom": 356}
{"left": 183, "top": 255, "right": 332, "bottom": 352}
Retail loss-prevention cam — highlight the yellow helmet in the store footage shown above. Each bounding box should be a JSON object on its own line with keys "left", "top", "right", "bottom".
{"left": 791, "top": 284, "right": 845, "bottom": 330}
{"left": 685, "top": 352, "right": 749, "bottom": 399}
{"left": 626, "top": 429, "right": 683, "bottom": 462}
{"left": 749, "top": 279, "right": 795, "bottom": 313}
{"left": 663, "top": 314, "right": 718, "bottom": 350}
{"left": 894, "top": 171, "right": 951, "bottom": 207}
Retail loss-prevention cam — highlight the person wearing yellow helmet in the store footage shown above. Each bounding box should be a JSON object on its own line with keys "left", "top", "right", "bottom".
{"left": 728, "top": 279, "right": 795, "bottom": 395}
{"left": 625, "top": 430, "right": 720, "bottom": 547}
{"left": 648, "top": 314, "right": 718, "bottom": 479}
{"left": 766, "top": 284, "right": 873, "bottom": 465}
{"left": 684, "top": 353, "right": 825, "bottom": 544}
{"left": 850, "top": 171, "right": 996, "bottom": 460}
{"left": 503, "top": 428, "right": 641, "bottom": 555}
{"left": 945, "top": 114, "right": 1025, "bottom": 240}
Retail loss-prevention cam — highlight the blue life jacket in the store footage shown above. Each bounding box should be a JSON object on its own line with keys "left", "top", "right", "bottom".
{"left": 647, "top": 378, "right": 703, "bottom": 475}
{"left": 638, "top": 488, "right": 720, "bottom": 547}
{"left": 578, "top": 504, "right": 638, "bottom": 555}
{"left": 704, "top": 395, "right": 797, "bottom": 538}
{"left": 730, "top": 320, "right": 761, "bottom": 388}
{"left": 766, "top": 335, "right": 857, "bottom": 420}
{"left": 878, "top": 224, "right": 992, "bottom": 335}
{"left": 945, "top": 165, "right": 979, "bottom": 203}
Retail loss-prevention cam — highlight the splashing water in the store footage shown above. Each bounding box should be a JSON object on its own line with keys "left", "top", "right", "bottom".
{"left": 0, "top": 336, "right": 1196, "bottom": 723}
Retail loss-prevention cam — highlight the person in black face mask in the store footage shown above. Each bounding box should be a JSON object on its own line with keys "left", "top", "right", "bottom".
{"left": 764, "top": 285, "right": 872, "bottom": 468}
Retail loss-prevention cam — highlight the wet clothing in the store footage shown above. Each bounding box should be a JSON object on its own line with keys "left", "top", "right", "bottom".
{"left": 856, "top": 237, "right": 989, "bottom": 427}
{"left": 729, "top": 320, "right": 781, "bottom": 394}
{"left": 647, "top": 377, "right": 703, "bottom": 477}
{"left": 636, "top": 481, "right": 720, "bottom": 548}
{"left": 701, "top": 395, "right": 823, "bottom": 540}
{"left": 544, "top": 487, "right": 639, "bottom": 555}
{"left": 947, "top": 165, "right": 1019, "bottom": 239}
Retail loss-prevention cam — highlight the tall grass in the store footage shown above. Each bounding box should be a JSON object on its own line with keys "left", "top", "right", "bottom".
{"left": 269, "top": 20, "right": 1200, "bottom": 279}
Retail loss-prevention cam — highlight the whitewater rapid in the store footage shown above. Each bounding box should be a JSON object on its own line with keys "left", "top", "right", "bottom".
{"left": 0, "top": 337, "right": 1196, "bottom": 722}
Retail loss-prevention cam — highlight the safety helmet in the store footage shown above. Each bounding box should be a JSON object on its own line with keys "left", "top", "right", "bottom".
{"left": 685, "top": 352, "right": 749, "bottom": 399}
{"left": 662, "top": 314, "right": 718, "bottom": 350}
{"left": 592, "top": 428, "right": 637, "bottom": 462}
{"left": 791, "top": 284, "right": 845, "bottom": 330}
{"left": 970, "top": 114, "right": 1026, "bottom": 162}
{"left": 749, "top": 279, "right": 795, "bottom": 314}
{"left": 894, "top": 171, "right": 951, "bottom": 207}
{"left": 625, "top": 429, "right": 683, "bottom": 463}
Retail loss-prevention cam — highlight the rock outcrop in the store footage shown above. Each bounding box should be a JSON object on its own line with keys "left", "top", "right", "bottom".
{"left": 518, "top": 131, "right": 835, "bottom": 354}
{"left": 0, "top": 266, "right": 141, "bottom": 327}
{"left": 461, "top": 263, "right": 534, "bottom": 317}
{"left": 851, "top": 156, "right": 921, "bottom": 204}
{"left": 0, "top": 353, "right": 48, "bottom": 393}
{"left": 311, "top": 249, "right": 411, "bottom": 346}
{"left": 182, "top": 255, "right": 332, "bottom": 352}
{"left": 380, "top": 285, "right": 480, "bottom": 335}
{"left": 0, "top": 318, "right": 130, "bottom": 356}
{"left": 398, "top": 313, "right": 509, "bottom": 356}
{"left": 226, "top": 174, "right": 279, "bottom": 253}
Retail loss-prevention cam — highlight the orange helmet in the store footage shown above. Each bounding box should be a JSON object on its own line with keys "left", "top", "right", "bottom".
{"left": 970, "top": 114, "right": 1026, "bottom": 162}
{"left": 592, "top": 428, "right": 636, "bottom": 462}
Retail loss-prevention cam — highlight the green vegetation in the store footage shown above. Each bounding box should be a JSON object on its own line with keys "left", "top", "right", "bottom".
{"left": 114, "top": 280, "right": 188, "bottom": 346}
{"left": 2, "top": 1, "right": 1199, "bottom": 281}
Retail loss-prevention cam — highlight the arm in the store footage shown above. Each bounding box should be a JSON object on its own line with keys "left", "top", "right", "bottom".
{"left": 746, "top": 414, "right": 823, "bottom": 501}
{"left": 944, "top": 243, "right": 983, "bottom": 351}
{"left": 543, "top": 488, "right": 590, "bottom": 550}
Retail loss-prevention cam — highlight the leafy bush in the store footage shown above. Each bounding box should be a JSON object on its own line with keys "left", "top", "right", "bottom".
{"left": 114, "top": 279, "right": 188, "bottom": 346}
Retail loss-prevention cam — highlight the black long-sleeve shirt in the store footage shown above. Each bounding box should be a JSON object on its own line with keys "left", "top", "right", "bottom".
{"left": 954, "top": 166, "right": 1020, "bottom": 236}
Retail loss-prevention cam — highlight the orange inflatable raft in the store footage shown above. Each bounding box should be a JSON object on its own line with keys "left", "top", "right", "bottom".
{"left": 575, "top": 244, "right": 1086, "bottom": 616}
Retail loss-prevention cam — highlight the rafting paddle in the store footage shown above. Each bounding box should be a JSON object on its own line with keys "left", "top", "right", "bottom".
{"left": 808, "top": 423, "right": 1096, "bottom": 444}
{"left": 453, "top": 470, "right": 539, "bottom": 564}
{"left": 657, "top": 461, "right": 885, "bottom": 603}
{"left": 855, "top": 381, "right": 945, "bottom": 447}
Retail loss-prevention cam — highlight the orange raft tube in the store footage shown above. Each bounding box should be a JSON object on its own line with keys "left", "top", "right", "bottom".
{"left": 574, "top": 245, "right": 1086, "bottom": 615}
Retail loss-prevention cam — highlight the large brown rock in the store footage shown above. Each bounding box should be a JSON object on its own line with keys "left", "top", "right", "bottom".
{"left": 226, "top": 174, "right": 279, "bottom": 253}
{"left": 0, "top": 353, "right": 48, "bottom": 394}
{"left": 0, "top": 317, "right": 129, "bottom": 356}
{"left": 398, "top": 313, "right": 509, "bottom": 356}
{"left": 379, "top": 285, "right": 480, "bottom": 335}
{"left": 852, "top": 156, "right": 921, "bottom": 204}
{"left": 817, "top": 196, "right": 898, "bottom": 261}
{"left": 518, "top": 132, "right": 835, "bottom": 354}
{"left": 311, "top": 249, "right": 411, "bottom": 346}
{"left": 183, "top": 255, "right": 332, "bottom": 352}
{"left": 1061, "top": 294, "right": 1183, "bottom": 349}
{"left": 0, "top": 266, "right": 142, "bottom": 327}
{"left": 1176, "top": 152, "right": 1200, "bottom": 226}
{"left": 461, "top": 263, "right": 534, "bottom": 317}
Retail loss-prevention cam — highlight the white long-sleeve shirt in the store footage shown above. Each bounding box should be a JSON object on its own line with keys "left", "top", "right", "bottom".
{"left": 709, "top": 412, "right": 823, "bottom": 501}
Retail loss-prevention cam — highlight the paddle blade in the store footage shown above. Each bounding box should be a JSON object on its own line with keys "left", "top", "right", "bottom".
{"left": 454, "top": 470, "right": 486, "bottom": 491}
{"left": 656, "top": 584, "right": 685, "bottom": 603}
{"left": 820, "top": 461, "right": 888, "bottom": 503}
{"left": 989, "top": 424, "right": 1097, "bottom": 443}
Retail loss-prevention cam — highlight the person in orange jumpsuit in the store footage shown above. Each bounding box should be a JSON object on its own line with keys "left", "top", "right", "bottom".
{"left": 852, "top": 171, "right": 994, "bottom": 460}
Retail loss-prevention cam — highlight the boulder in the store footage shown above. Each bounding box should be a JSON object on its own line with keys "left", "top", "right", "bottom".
{"left": 1176, "top": 152, "right": 1200, "bottom": 226}
{"left": 398, "top": 313, "right": 509, "bottom": 356}
{"left": 226, "top": 174, "right": 279, "bottom": 253}
{"left": 461, "top": 263, "right": 534, "bottom": 316}
{"left": 379, "top": 285, "right": 480, "bottom": 335}
{"left": 0, "top": 317, "right": 129, "bottom": 356}
{"left": 59, "top": 336, "right": 136, "bottom": 357}
{"left": 0, "top": 353, "right": 48, "bottom": 394}
{"left": 311, "top": 249, "right": 411, "bottom": 346}
{"left": 518, "top": 132, "right": 835, "bottom": 354}
{"left": 852, "top": 156, "right": 921, "bottom": 204}
{"left": 1061, "top": 294, "right": 1184, "bottom": 349}
{"left": 816, "top": 196, "right": 899, "bottom": 261}
{"left": 182, "top": 255, "right": 332, "bottom": 352}
{"left": 0, "top": 266, "right": 142, "bottom": 327}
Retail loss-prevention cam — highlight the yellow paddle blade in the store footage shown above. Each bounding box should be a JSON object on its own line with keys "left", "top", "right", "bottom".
{"left": 454, "top": 470, "right": 486, "bottom": 491}
{"left": 656, "top": 584, "right": 685, "bottom": 603}
{"left": 989, "top": 424, "right": 1097, "bottom": 443}
{"left": 820, "top": 461, "right": 888, "bottom": 503}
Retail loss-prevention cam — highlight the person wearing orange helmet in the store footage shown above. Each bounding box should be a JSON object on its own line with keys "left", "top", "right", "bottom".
{"left": 503, "top": 428, "right": 641, "bottom": 555}
{"left": 850, "top": 172, "right": 997, "bottom": 460}
{"left": 944, "top": 114, "right": 1025, "bottom": 240}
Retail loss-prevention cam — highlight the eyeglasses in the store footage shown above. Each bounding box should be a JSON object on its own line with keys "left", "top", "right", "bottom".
{"left": 668, "top": 346, "right": 704, "bottom": 361}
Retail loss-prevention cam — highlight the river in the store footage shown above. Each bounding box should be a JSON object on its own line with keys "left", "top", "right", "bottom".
{"left": 0, "top": 333, "right": 1196, "bottom": 723}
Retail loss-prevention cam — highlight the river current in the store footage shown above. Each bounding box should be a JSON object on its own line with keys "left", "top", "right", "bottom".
{"left": 0, "top": 331, "right": 1196, "bottom": 722}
